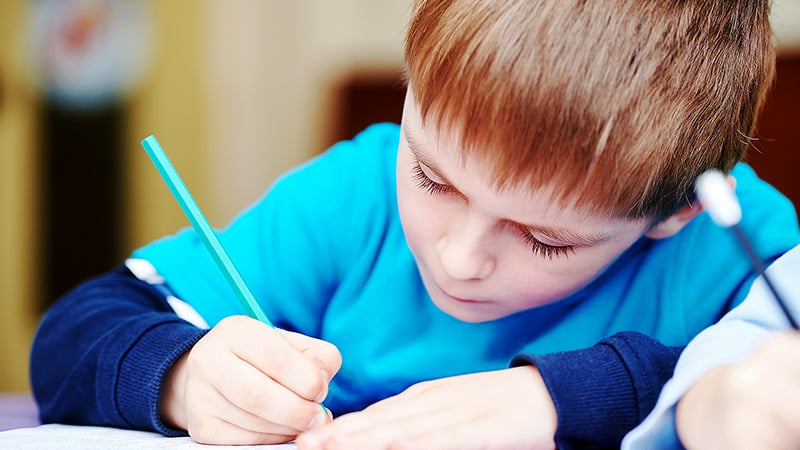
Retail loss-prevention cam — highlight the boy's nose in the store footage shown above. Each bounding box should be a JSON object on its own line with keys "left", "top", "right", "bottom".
{"left": 437, "top": 219, "right": 496, "bottom": 281}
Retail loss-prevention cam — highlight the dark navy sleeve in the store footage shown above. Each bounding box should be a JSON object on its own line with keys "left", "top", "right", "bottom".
{"left": 511, "top": 332, "right": 683, "bottom": 450}
{"left": 29, "top": 266, "right": 208, "bottom": 436}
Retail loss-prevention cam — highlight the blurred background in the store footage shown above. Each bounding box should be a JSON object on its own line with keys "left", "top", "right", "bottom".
{"left": 0, "top": 0, "right": 798, "bottom": 393}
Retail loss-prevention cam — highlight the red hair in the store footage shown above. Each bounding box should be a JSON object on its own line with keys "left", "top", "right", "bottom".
{"left": 405, "top": 0, "right": 775, "bottom": 220}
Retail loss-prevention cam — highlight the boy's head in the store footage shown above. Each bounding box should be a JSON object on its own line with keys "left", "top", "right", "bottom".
{"left": 404, "top": 0, "right": 775, "bottom": 222}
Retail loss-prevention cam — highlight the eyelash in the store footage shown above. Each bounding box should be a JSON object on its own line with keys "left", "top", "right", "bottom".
{"left": 411, "top": 163, "right": 452, "bottom": 196}
{"left": 411, "top": 162, "right": 574, "bottom": 259}
{"left": 518, "top": 229, "right": 575, "bottom": 260}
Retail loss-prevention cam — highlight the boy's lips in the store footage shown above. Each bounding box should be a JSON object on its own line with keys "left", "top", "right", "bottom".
{"left": 451, "top": 296, "right": 487, "bottom": 304}
{"left": 438, "top": 286, "right": 490, "bottom": 304}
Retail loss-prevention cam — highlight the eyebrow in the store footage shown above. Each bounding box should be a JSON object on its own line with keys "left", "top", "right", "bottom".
{"left": 403, "top": 126, "right": 612, "bottom": 246}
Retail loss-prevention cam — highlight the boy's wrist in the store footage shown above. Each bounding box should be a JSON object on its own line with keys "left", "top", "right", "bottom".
{"left": 159, "top": 352, "right": 190, "bottom": 431}
{"left": 512, "top": 365, "right": 558, "bottom": 447}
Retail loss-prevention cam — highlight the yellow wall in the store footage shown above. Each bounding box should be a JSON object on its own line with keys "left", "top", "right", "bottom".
{"left": 0, "top": 0, "right": 210, "bottom": 392}
{"left": 125, "top": 1, "right": 209, "bottom": 249}
{"left": 0, "top": 1, "right": 38, "bottom": 391}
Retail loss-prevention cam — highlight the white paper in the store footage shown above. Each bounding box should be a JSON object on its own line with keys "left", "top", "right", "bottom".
{"left": 0, "top": 424, "right": 297, "bottom": 449}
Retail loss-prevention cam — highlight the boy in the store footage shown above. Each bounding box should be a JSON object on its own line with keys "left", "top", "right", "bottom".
{"left": 623, "top": 245, "right": 800, "bottom": 449}
{"left": 31, "top": 1, "right": 800, "bottom": 449}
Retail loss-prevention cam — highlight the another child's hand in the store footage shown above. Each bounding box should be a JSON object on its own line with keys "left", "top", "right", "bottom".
{"left": 158, "top": 315, "right": 341, "bottom": 445}
{"left": 676, "top": 332, "right": 800, "bottom": 450}
{"left": 295, "top": 366, "right": 557, "bottom": 450}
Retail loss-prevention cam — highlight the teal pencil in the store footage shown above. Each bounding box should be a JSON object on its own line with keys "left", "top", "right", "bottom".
{"left": 140, "top": 135, "right": 273, "bottom": 326}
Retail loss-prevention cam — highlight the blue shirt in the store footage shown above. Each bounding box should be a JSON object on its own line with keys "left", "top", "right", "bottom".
{"left": 133, "top": 123, "right": 800, "bottom": 415}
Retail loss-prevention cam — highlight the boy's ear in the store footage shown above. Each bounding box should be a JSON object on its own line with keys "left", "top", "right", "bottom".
{"left": 645, "top": 203, "right": 703, "bottom": 239}
{"left": 645, "top": 175, "right": 736, "bottom": 239}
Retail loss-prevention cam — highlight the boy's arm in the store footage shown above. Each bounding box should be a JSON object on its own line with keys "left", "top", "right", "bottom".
{"left": 511, "top": 332, "right": 683, "bottom": 450}
{"left": 623, "top": 244, "right": 800, "bottom": 449}
{"left": 30, "top": 266, "right": 208, "bottom": 436}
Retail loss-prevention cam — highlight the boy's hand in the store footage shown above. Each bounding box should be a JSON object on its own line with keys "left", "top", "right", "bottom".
{"left": 676, "top": 332, "right": 800, "bottom": 450}
{"left": 295, "top": 366, "right": 557, "bottom": 450}
{"left": 158, "top": 315, "right": 341, "bottom": 445}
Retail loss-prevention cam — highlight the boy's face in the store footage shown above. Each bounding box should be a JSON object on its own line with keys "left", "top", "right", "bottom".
{"left": 396, "top": 90, "right": 653, "bottom": 323}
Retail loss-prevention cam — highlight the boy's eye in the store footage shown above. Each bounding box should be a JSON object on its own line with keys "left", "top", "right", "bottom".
{"left": 412, "top": 160, "right": 574, "bottom": 259}
{"left": 518, "top": 228, "right": 575, "bottom": 259}
{"left": 412, "top": 163, "right": 453, "bottom": 196}
{"left": 412, "top": 159, "right": 574, "bottom": 260}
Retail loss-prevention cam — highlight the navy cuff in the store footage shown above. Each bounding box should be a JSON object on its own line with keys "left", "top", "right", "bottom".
{"left": 511, "top": 332, "right": 682, "bottom": 449}
{"left": 116, "top": 319, "right": 207, "bottom": 436}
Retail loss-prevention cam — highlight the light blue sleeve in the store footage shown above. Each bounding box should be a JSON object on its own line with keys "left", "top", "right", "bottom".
{"left": 622, "top": 244, "right": 800, "bottom": 449}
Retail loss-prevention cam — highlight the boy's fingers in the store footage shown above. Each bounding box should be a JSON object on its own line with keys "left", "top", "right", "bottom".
{"left": 215, "top": 355, "right": 330, "bottom": 432}
{"left": 188, "top": 405, "right": 301, "bottom": 442}
{"left": 214, "top": 316, "right": 336, "bottom": 403}
{"left": 188, "top": 413, "right": 296, "bottom": 446}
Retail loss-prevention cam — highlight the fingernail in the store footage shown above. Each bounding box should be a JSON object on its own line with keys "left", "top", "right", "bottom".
{"left": 307, "top": 410, "right": 327, "bottom": 430}
{"left": 320, "top": 368, "right": 331, "bottom": 382}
